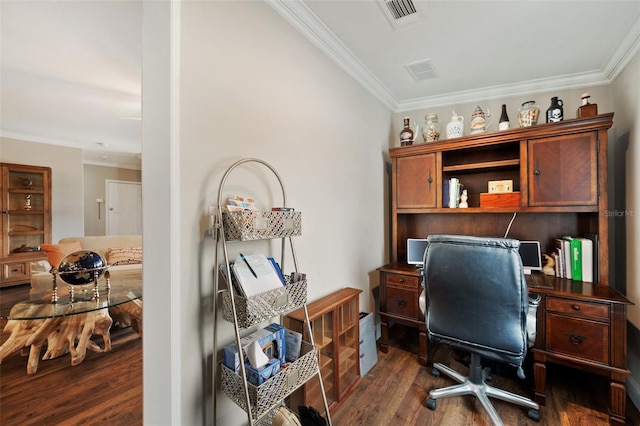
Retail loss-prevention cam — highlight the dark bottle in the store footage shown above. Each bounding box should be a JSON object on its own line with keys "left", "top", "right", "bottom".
{"left": 498, "top": 104, "right": 510, "bottom": 130}
{"left": 399, "top": 117, "right": 414, "bottom": 146}
{"left": 546, "top": 97, "right": 564, "bottom": 123}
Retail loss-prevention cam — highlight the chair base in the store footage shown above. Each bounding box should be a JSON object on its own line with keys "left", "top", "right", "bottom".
{"left": 426, "top": 354, "right": 540, "bottom": 426}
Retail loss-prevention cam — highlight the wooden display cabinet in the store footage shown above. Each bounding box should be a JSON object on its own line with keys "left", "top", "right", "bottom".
{"left": 1, "top": 163, "right": 51, "bottom": 288}
{"left": 379, "top": 114, "right": 632, "bottom": 424}
{"left": 284, "top": 287, "right": 362, "bottom": 417}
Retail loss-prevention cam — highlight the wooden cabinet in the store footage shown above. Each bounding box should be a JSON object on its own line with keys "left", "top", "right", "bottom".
{"left": 379, "top": 114, "right": 631, "bottom": 424}
{"left": 528, "top": 132, "right": 598, "bottom": 206}
{"left": 377, "top": 264, "right": 426, "bottom": 364}
{"left": 284, "top": 287, "right": 362, "bottom": 417}
{"left": 396, "top": 153, "right": 437, "bottom": 208}
{"left": 1, "top": 163, "right": 51, "bottom": 288}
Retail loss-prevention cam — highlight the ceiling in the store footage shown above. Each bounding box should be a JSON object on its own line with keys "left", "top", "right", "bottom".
{"left": 1, "top": 1, "right": 639, "bottom": 169}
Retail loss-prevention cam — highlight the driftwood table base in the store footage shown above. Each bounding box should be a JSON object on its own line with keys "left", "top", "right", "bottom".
{"left": 0, "top": 300, "right": 142, "bottom": 374}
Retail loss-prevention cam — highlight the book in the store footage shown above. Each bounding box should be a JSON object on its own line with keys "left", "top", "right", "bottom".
{"left": 443, "top": 179, "right": 450, "bottom": 208}
{"left": 267, "top": 257, "right": 286, "bottom": 285}
{"left": 578, "top": 237, "right": 593, "bottom": 282}
{"left": 583, "top": 233, "right": 599, "bottom": 281}
{"left": 569, "top": 237, "right": 582, "bottom": 281}
{"left": 561, "top": 237, "right": 572, "bottom": 280}
{"left": 554, "top": 239, "right": 565, "bottom": 278}
{"left": 449, "top": 178, "right": 459, "bottom": 208}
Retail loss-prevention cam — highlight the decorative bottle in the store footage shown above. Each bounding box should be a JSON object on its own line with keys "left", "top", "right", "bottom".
{"left": 399, "top": 117, "right": 414, "bottom": 146}
{"left": 499, "top": 104, "right": 510, "bottom": 130}
{"left": 446, "top": 111, "right": 464, "bottom": 139}
{"left": 577, "top": 93, "right": 598, "bottom": 118}
{"left": 546, "top": 97, "right": 564, "bottom": 123}
{"left": 422, "top": 113, "right": 441, "bottom": 142}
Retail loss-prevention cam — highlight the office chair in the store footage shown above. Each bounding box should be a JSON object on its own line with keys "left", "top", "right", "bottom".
{"left": 422, "top": 234, "right": 540, "bottom": 425}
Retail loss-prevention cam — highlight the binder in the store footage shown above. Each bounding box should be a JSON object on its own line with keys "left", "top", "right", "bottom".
{"left": 578, "top": 237, "right": 593, "bottom": 282}
{"left": 569, "top": 238, "right": 582, "bottom": 281}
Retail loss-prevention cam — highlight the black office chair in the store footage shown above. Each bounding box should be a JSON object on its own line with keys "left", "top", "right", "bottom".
{"left": 422, "top": 234, "right": 540, "bottom": 425}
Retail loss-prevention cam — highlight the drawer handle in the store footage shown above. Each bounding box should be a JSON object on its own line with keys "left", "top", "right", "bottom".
{"left": 564, "top": 332, "right": 587, "bottom": 345}
{"left": 398, "top": 278, "right": 404, "bottom": 283}
{"left": 571, "top": 304, "right": 580, "bottom": 311}
{"left": 397, "top": 300, "right": 406, "bottom": 308}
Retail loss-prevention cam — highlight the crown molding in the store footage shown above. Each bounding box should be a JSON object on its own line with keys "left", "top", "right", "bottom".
{"left": 268, "top": 0, "right": 640, "bottom": 113}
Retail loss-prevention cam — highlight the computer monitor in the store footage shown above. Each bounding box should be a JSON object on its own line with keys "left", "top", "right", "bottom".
{"left": 407, "top": 238, "right": 428, "bottom": 266}
{"left": 519, "top": 241, "right": 542, "bottom": 274}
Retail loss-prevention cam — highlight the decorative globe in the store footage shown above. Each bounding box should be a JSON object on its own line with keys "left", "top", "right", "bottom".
{"left": 58, "top": 250, "right": 107, "bottom": 285}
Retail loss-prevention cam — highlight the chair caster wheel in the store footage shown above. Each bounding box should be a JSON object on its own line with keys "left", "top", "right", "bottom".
{"left": 426, "top": 398, "right": 437, "bottom": 410}
{"left": 527, "top": 409, "right": 540, "bottom": 421}
{"left": 431, "top": 368, "right": 440, "bottom": 378}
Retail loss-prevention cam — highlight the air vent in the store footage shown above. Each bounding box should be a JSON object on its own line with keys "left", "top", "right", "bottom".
{"left": 405, "top": 59, "right": 438, "bottom": 82}
{"left": 379, "top": 0, "right": 420, "bottom": 28}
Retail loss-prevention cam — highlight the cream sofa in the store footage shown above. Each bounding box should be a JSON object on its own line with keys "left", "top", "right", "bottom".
{"left": 31, "top": 235, "right": 142, "bottom": 295}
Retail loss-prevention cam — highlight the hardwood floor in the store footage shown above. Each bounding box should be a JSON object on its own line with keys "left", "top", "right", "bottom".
{"left": 332, "top": 324, "right": 640, "bottom": 426}
{"left": 1, "top": 283, "right": 639, "bottom": 426}
{"left": 0, "top": 284, "right": 142, "bottom": 426}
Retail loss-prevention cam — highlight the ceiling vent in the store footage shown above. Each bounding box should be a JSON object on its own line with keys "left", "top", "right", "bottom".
{"left": 405, "top": 59, "right": 438, "bottom": 82}
{"left": 379, "top": 0, "right": 420, "bottom": 28}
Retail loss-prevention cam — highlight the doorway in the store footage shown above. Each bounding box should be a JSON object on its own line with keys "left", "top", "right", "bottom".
{"left": 105, "top": 180, "right": 142, "bottom": 235}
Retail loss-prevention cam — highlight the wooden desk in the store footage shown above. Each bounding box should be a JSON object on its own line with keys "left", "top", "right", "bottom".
{"left": 377, "top": 265, "right": 632, "bottom": 424}
{"left": 527, "top": 273, "right": 631, "bottom": 425}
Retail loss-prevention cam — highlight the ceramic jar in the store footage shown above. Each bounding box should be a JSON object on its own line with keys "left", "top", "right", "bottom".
{"left": 518, "top": 101, "right": 540, "bottom": 127}
{"left": 446, "top": 112, "right": 464, "bottom": 139}
{"left": 422, "top": 113, "right": 441, "bottom": 142}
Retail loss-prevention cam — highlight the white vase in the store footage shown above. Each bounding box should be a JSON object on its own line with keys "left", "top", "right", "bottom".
{"left": 446, "top": 112, "right": 464, "bottom": 139}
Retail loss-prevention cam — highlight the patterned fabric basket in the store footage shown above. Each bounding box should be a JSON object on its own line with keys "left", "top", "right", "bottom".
{"left": 222, "top": 277, "right": 307, "bottom": 329}
{"left": 222, "top": 211, "right": 301, "bottom": 241}
{"left": 221, "top": 341, "right": 319, "bottom": 421}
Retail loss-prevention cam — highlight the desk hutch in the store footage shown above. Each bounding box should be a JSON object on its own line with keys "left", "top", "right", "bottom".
{"left": 377, "top": 113, "right": 632, "bottom": 424}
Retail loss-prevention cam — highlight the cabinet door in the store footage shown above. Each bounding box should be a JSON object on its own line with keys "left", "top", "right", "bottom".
{"left": 396, "top": 154, "right": 437, "bottom": 208}
{"left": 528, "top": 132, "right": 598, "bottom": 206}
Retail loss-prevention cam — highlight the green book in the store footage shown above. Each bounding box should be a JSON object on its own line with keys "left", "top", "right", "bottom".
{"left": 569, "top": 238, "right": 582, "bottom": 281}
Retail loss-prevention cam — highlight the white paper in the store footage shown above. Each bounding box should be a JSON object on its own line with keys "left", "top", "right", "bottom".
{"left": 232, "top": 254, "right": 284, "bottom": 298}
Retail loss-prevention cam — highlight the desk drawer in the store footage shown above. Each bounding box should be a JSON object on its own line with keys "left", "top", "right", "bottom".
{"left": 386, "top": 287, "right": 419, "bottom": 320}
{"left": 546, "top": 296, "right": 610, "bottom": 321}
{"left": 385, "top": 273, "right": 419, "bottom": 290}
{"left": 546, "top": 313, "right": 609, "bottom": 364}
{"left": 2, "top": 262, "right": 29, "bottom": 281}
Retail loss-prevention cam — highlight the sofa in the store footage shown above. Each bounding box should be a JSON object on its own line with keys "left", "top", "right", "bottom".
{"left": 31, "top": 235, "right": 142, "bottom": 295}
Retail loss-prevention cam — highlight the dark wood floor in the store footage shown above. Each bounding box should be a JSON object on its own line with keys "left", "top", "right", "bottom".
{"left": 1, "top": 283, "right": 639, "bottom": 425}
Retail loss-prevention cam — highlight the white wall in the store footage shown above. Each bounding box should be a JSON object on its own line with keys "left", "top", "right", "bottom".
{"left": 612, "top": 49, "right": 640, "bottom": 411}
{"left": 143, "top": 2, "right": 390, "bottom": 425}
{"left": 0, "top": 137, "right": 84, "bottom": 242}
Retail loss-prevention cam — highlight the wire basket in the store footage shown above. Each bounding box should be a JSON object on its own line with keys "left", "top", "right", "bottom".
{"left": 222, "top": 210, "right": 301, "bottom": 241}
{"left": 221, "top": 341, "right": 318, "bottom": 421}
{"left": 222, "top": 277, "right": 307, "bottom": 329}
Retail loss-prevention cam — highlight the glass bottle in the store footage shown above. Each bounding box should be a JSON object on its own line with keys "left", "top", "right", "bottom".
{"left": 499, "top": 104, "right": 510, "bottom": 130}
{"left": 577, "top": 93, "right": 598, "bottom": 118}
{"left": 399, "top": 117, "right": 414, "bottom": 146}
{"left": 422, "top": 113, "right": 441, "bottom": 142}
{"left": 546, "top": 96, "right": 564, "bottom": 123}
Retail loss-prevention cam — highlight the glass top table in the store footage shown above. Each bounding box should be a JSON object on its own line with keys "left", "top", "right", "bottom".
{"left": 0, "top": 276, "right": 142, "bottom": 320}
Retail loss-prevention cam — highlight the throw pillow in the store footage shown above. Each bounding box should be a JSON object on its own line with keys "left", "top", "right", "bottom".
{"left": 107, "top": 247, "right": 142, "bottom": 266}
{"left": 31, "top": 259, "right": 53, "bottom": 273}
{"left": 40, "top": 241, "right": 83, "bottom": 268}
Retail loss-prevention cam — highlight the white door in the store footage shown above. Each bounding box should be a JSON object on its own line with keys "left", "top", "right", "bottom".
{"left": 106, "top": 180, "right": 142, "bottom": 235}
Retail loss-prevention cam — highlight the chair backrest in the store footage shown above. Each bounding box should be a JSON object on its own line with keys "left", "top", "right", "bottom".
{"left": 423, "top": 234, "right": 529, "bottom": 368}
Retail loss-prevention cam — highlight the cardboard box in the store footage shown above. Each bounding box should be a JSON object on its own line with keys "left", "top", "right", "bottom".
{"left": 223, "top": 323, "right": 286, "bottom": 372}
{"left": 480, "top": 192, "right": 520, "bottom": 208}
